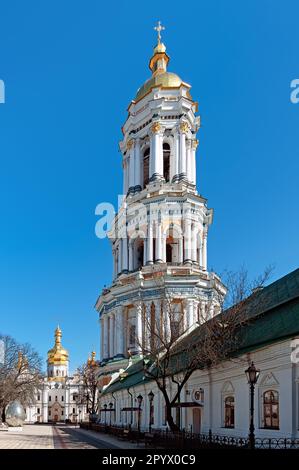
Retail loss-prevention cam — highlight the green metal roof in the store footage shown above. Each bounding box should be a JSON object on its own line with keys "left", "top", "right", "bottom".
{"left": 101, "top": 268, "right": 299, "bottom": 395}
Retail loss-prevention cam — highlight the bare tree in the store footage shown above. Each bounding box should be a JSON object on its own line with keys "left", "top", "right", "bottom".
{"left": 139, "top": 265, "right": 274, "bottom": 433}
{"left": 76, "top": 356, "right": 100, "bottom": 418}
{"left": 0, "top": 334, "right": 43, "bottom": 422}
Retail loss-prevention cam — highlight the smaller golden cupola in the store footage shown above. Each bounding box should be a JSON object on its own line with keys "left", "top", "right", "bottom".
{"left": 87, "top": 351, "right": 96, "bottom": 367}
{"left": 47, "top": 326, "right": 69, "bottom": 365}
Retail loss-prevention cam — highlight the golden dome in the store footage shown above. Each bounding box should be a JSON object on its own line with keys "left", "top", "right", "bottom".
{"left": 47, "top": 325, "right": 69, "bottom": 365}
{"left": 136, "top": 72, "right": 184, "bottom": 102}
{"left": 135, "top": 24, "right": 191, "bottom": 102}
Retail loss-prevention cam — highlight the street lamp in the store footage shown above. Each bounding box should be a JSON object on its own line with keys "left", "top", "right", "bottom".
{"left": 245, "top": 361, "right": 260, "bottom": 449}
{"left": 137, "top": 394, "right": 143, "bottom": 434}
{"left": 104, "top": 403, "right": 107, "bottom": 425}
{"left": 109, "top": 402, "right": 113, "bottom": 426}
{"left": 148, "top": 391, "right": 154, "bottom": 433}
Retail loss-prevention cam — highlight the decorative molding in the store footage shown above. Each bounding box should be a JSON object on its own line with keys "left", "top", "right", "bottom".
{"left": 180, "top": 121, "right": 189, "bottom": 133}
{"left": 151, "top": 122, "right": 162, "bottom": 133}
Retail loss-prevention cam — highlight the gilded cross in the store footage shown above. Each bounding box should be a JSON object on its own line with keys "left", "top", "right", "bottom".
{"left": 154, "top": 21, "right": 165, "bottom": 44}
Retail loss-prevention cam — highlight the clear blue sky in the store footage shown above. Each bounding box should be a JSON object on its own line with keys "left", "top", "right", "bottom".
{"left": 0, "top": 1, "right": 298, "bottom": 372}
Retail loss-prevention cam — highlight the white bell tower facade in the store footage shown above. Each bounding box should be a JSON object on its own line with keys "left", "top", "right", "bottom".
{"left": 96, "top": 24, "right": 225, "bottom": 362}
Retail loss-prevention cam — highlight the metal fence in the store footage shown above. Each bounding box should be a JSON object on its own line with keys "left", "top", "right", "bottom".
{"left": 80, "top": 423, "right": 299, "bottom": 450}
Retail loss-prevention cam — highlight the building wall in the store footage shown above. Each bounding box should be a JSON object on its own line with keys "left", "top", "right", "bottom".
{"left": 99, "top": 338, "right": 299, "bottom": 438}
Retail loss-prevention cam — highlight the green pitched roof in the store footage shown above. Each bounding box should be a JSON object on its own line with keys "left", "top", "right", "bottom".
{"left": 101, "top": 268, "right": 299, "bottom": 395}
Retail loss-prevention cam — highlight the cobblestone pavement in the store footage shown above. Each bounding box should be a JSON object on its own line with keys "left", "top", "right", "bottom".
{"left": 0, "top": 425, "right": 127, "bottom": 449}
{"left": 0, "top": 424, "right": 54, "bottom": 449}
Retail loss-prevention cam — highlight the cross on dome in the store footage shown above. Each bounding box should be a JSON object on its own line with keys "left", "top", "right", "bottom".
{"left": 154, "top": 21, "right": 165, "bottom": 45}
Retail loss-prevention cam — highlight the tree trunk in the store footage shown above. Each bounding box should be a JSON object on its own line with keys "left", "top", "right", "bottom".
{"left": 166, "top": 406, "right": 180, "bottom": 433}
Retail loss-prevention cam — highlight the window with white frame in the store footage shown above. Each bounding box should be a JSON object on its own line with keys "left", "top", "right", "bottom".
{"left": 262, "top": 390, "right": 279, "bottom": 429}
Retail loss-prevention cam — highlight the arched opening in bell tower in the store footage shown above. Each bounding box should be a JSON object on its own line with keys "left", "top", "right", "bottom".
{"left": 143, "top": 147, "right": 150, "bottom": 188}
{"left": 163, "top": 143, "right": 170, "bottom": 182}
{"left": 134, "top": 237, "right": 144, "bottom": 270}
{"left": 165, "top": 226, "right": 181, "bottom": 264}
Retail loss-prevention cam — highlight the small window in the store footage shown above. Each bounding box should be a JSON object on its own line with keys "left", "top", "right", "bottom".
{"left": 49, "top": 396, "right": 52, "bottom": 402}
{"left": 224, "top": 396, "right": 235, "bottom": 428}
{"left": 61, "top": 396, "right": 64, "bottom": 402}
{"left": 263, "top": 390, "right": 279, "bottom": 429}
{"left": 55, "top": 396, "right": 58, "bottom": 402}
{"left": 73, "top": 408, "right": 76, "bottom": 414}
{"left": 37, "top": 394, "right": 40, "bottom": 401}
{"left": 37, "top": 408, "right": 40, "bottom": 414}
{"left": 61, "top": 410, "right": 64, "bottom": 416}
{"left": 48, "top": 410, "right": 51, "bottom": 416}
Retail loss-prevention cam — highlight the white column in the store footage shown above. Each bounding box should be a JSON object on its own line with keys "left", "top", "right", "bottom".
{"left": 191, "top": 140, "right": 198, "bottom": 184}
{"left": 198, "top": 233, "right": 203, "bottom": 267}
{"left": 179, "top": 122, "right": 188, "bottom": 178}
{"left": 202, "top": 230, "right": 207, "bottom": 270}
{"left": 136, "top": 302, "right": 143, "bottom": 353}
{"left": 172, "top": 129, "right": 180, "bottom": 182}
{"left": 115, "top": 307, "right": 125, "bottom": 357}
{"left": 193, "top": 300, "right": 199, "bottom": 324}
{"left": 163, "top": 300, "right": 171, "bottom": 343}
{"left": 42, "top": 385, "right": 48, "bottom": 423}
{"left": 134, "top": 139, "right": 141, "bottom": 191}
{"left": 155, "top": 221, "right": 163, "bottom": 262}
{"left": 123, "top": 159, "right": 128, "bottom": 195}
{"left": 150, "top": 123, "right": 162, "bottom": 181}
{"left": 161, "top": 233, "right": 166, "bottom": 262}
{"left": 147, "top": 221, "right": 153, "bottom": 264}
{"left": 191, "top": 225, "right": 197, "bottom": 263}
{"left": 144, "top": 302, "right": 151, "bottom": 353}
{"left": 127, "top": 140, "right": 135, "bottom": 192}
{"left": 103, "top": 315, "right": 109, "bottom": 359}
{"left": 100, "top": 317, "right": 104, "bottom": 360}
{"left": 128, "top": 239, "right": 134, "bottom": 271}
{"left": 109, "top": 314, "right": 114, "bottom": 358}
{"left": 118, "top": 242, "right": 122, "bottom": 274}
{"left": 65, "top": 388, "right": 70, "bottom": 419}
{"left": 122, "top": 237, "right": 128, "bottom": 273}
{"left": 185, "top": 299, "right": 194, "bottom": 329}
{"left": 143, "top": 237, "right": 148, "bottom": 265}
{"left": 186, "top": 139, "right": 192, "bottom": 182}
{"left": 112, "top": 248, "right": 116, "bottom": 279}
{"left": 184, "top": 219, "right": 192, "bottom": 264}
{"left": 178, "top": 236, "right": 183, "bottom": 264}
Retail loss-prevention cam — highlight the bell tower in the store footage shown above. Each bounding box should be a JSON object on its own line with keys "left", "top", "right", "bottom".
{"left": 96, "top": 23, "right": 225, "bottom": 364}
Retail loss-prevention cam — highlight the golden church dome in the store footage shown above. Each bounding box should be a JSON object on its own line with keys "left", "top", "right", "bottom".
{"left": 47, "top": 326, "right": 69, "bottom": 365}
{"left": 135, "top": 22, "right": 191, "bottom": 102}
{"left": 136, "top": 72, "right": 184, "bottom": 102}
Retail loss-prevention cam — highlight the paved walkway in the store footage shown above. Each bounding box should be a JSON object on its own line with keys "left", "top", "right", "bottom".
{"left": 0, "top": 424, "right": 140, "bottom": 449}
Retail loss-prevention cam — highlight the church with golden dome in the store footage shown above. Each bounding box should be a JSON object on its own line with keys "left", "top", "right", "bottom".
{"left": 25, "top": 326, "right": 90, "bottom": 423}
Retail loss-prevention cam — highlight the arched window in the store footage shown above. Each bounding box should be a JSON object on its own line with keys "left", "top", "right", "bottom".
{"left": 163, "top": 143, "right": 170, "bottom": 182}
{"left": 263, "top": 390, "right": 279, "bottom": 429}
{"left": 166, "top": 239, "right": 173, "bottom": 263}
{"left": 134, "top": 238, "right": 144, "bottom": 270}
{"left": 224, "top": 396, "right": 235, "bottom": 428}
{"left": 143, "top": 148, "right": 150, "bottom": 188}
